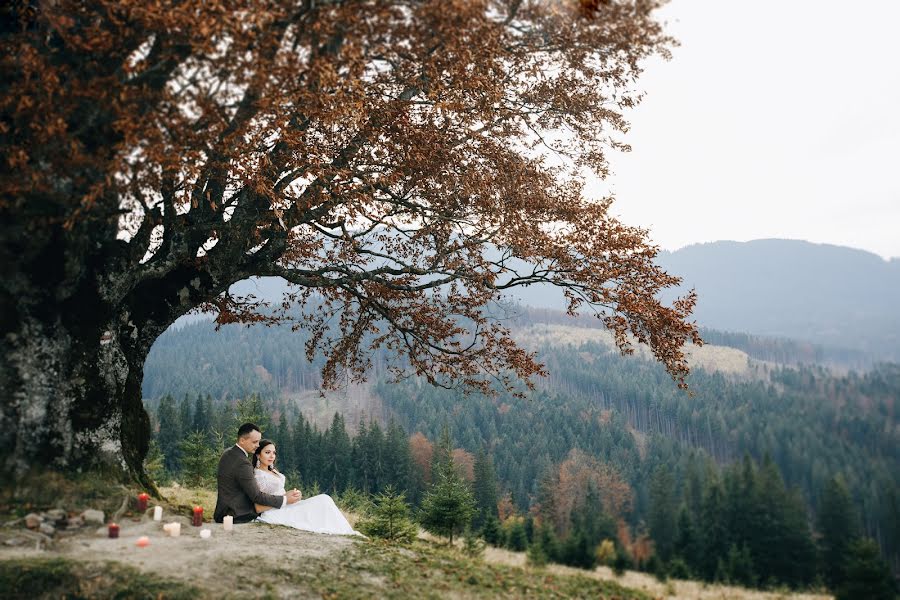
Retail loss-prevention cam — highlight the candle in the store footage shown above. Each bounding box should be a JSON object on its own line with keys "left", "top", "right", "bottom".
{"left": 168, "top": 522, "right": 181, "bottom": 537}
{"left": 135, "top": 536, "right": 150, "bottom": 547}
{"left": 192, "top": 506, "right": 203, "bottom": 527}
{"left": 153, "top": 506, "right": 163, "bottom": 521}
{"left": 137, "top": 492, "right": 149, "bottom": 512}
{"left": 200, "top": 528, "right": 211, "bottom": 539}
{"left": 108, "top": 523, "right": 120, "bottom": 538}
{"left": 223, "top": 515, "right": 233, "bottom": 532}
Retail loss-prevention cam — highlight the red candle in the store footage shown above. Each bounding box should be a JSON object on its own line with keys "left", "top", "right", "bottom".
{"left": 108, "top": 523, "right": 120, "bottom": 538}
{"left": 137, "top": 492, "right": 149, "bottom": 512}
{"left": 192, "top": 506, "right": 203, "bottom": 527}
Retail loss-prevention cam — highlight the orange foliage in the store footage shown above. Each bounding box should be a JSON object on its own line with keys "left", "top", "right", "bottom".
{"left": 497, "top": 492, "right": 517, "bottom": 522}
{"left": 550, "top": 449, "right": 633, "bottom": 536}
{"left": 409, "top": 432, "right": 433, "bottom": 484}
{"left": 451, "top": 448, "right": 475, "bottom": 482}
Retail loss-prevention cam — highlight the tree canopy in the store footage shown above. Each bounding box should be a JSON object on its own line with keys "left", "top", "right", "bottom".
{"left": 1, "top": 0, "right": 697, "bottom": 478}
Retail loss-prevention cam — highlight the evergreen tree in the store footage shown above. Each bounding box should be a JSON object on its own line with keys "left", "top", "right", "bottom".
{"left": 232, "top": 394, "right": 269, "bottom": 433}
{"left": 358, "top": 486, "right": 417, "bottom": 543}
{"left": 192, "top": 393, "right": 211, "bottom": 435}
{"left": 322, "top": 413, "right": 351, "bottom": 493}
{"left": 143, "top": 439, "right": 168, "bottom": 485}
{"left": 156, "top": 394, "right": 182, "bottom": 473}
{"left": 818, "top": 475, "right": 861, "bottom": 590}
{"left": 472, "top": 448, "right": 499, "bottom": 530}
{"left": 648, "top": 466, "right": 677, "bottom": 562}
{"left": 274, "top": 412, "right": 294, "bottom": 474}
{"left": 700, "top": 476, "right": 729, "bottom": 580}
{"left": 431, "top": 423, "right": 453, "bottom": 481}
{"left": 419, "top": 462, "right": 476, "bottom": 544}
{"left": 383, "top": 418, "right": 411, "bottom": 494}
{"left": 179, "top": 430, "right": 218, "bottom": 487}
{"left": 673, "top": 504, "right": 699, "bottom": 574}
{"left": 481, "top": 514, "right": 502, "bottom": 547}
{"left": 836, "top": 538, "right": 896, "bottom": 600}
{"left": 505, "top": 519, "right": 528, "bottom": 551}
{"left": 725, "top": 543, "right": 756, "bottom": 587}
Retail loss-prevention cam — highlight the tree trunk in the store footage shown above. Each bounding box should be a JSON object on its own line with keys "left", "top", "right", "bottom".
{"left": 1, "top": 308, "right": 155, "bottom": 486}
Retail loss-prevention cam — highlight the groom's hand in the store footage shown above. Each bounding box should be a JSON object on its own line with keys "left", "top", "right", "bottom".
{"left": 286, "top": 489, "right": 302, "bottom": 504}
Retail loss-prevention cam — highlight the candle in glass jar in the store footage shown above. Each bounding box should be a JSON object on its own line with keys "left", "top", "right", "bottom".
{"left": 108, "top": 523, "right": 120, "bottom": 538}
{"left": 153, "top": 506, "right": 163, "bottom": 521}
{"left": 137, "top": 492, "right": 149, "bottom": 512}
{"left": 223, "top": 515, "right": 233, "bottom": 531}
{"left": 192, "top": 506, "right": 203, "bottom": 526}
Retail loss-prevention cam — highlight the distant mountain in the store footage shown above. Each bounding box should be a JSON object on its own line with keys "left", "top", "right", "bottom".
{"left": 216, "top": 239, "right": 900, "bottom": 363}
{"left": 655, "top": 240, "right": 900, "bottom": 361}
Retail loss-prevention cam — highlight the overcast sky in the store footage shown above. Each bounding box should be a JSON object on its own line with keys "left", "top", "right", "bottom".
{"left": 590, "top": 0, "right": 900, "bottom": 260}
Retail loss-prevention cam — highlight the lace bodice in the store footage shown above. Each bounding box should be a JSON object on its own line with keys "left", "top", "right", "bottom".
{"left": 254, "top": 468, "right": 286, "bottom": 495}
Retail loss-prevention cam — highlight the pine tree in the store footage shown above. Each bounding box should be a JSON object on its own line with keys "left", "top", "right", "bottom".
{"left": 156, "top": 394, "right": 182, "bottom": 473}
{"left": 505, "top": 519, "right": 528, "bottom": 551}
{"left": 673, "top": 504, "right": 699, "bottom": 574}
{"left": 700, "top": 476, "right": 729, "bottom": 580}
{"left": 472, "top": 448, "right": 499, "bottom": 530}
{"left": 648, "top": 466, "right": 677, "bottom": 562}
{"left": 726, "top": 543, "right": 756, "bottom": 587}
{"left": 481, "top": 514, "right": 502, "bottom": 547}
{"left": 192, "top": 393, "right": 210, "bottom": 435}
{"left": 232, "top": 394, "right": 269, "bottom": 433}
{"left": 179, "top": 430, "right": 217, "bottom": 487}
{"left": 818, "top": 475, "right": 861, "bottom": 590}
{"left": 358, "top": 486, "right": 417, "bottom": 543}
{"left": 419, "top": 462, "right": 476, "bottom": 544}
{"left": 143, "top": 439, "right": 168, "bottom": 486}
{"left": 836, "top": 538, "right": 896, "bottom": 600}
{"left": 383, "top": 418, "right": 411, "bottom": 494}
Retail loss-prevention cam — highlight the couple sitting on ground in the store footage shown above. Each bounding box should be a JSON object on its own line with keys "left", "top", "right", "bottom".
{"left": 213, "top": 422, "right": 360, "bottom": 535}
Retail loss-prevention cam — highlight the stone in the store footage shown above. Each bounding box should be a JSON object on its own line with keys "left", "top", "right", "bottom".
{"left": 81, "top": 509, "right": 104, "bottom": 524}
{"left": 65, "top": 516, "right": 84, "bottom": 529}
{"left": 39, "top": 522, "right": 55, "bottom": 536}
{"left": 46, "top": 509, "right": 66, "bottom": 521}
{"left": 4, "top": 537, "right": 27, "bottom": 547}
{"left": 24, "top": 513, "right": 43, "bottom": 529}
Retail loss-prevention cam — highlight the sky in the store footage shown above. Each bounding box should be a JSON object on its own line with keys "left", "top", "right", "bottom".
{"left": 590, "top": 0, "right": 900, "bottom": 260}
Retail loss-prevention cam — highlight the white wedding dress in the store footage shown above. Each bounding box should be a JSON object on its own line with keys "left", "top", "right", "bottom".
{"left": 254, "top": 468, "right": 362, "bottom": 536}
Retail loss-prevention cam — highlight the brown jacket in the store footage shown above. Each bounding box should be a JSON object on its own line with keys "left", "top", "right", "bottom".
{"left": 213, "top": 445, "right": 284, "bottom": 523}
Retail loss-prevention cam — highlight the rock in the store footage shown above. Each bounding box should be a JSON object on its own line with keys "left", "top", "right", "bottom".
{"left": 39, "top": 522, "right": 56, "bottom": 536}
{"left": 46, "top": 509, "right": 66, "bottom": 521}
{"left": 81, "top": 509, "right": 104, "bottom": 525}
{"left": 65, "top": 516, "right": 84, "bottom": 529}
{"left": 4, "top": 537, "right": 27, "bottom": 547}
{"left": 24, "top": 513, "right": 43, "bottom": 529}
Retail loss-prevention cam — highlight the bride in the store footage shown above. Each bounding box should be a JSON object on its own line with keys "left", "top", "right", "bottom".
{"left": 252, "top": 439, "right": 361, "bottom": 536}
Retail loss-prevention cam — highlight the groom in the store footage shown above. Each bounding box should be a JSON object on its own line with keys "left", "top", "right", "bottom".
{"left": 213, "top": 422, "right": 301, "bottom": 523}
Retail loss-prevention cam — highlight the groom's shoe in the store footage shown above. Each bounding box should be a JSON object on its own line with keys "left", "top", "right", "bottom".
{"left": 233, "top": 513, "right": 257, "bottom": 524}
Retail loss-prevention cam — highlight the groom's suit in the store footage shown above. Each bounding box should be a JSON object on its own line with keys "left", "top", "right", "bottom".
{"left": 214, "top": 445, "right": 284, "bottom": 523}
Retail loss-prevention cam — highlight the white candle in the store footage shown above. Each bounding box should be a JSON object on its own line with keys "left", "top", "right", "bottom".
{"left": 200, "top": 528, "right": 211, "bottom": 539}
{"left": 153, "top": 506, "right": 163, "bottom": 521}
{"left": 169, "top": 522, "right": 181, "bottom": 537}
{"left": 223, "top": 515, "right": 233, "bottom": 532}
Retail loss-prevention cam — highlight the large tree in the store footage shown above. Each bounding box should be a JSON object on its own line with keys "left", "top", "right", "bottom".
{"left": 1, "top": 0, "right": 698, "bottom": 484}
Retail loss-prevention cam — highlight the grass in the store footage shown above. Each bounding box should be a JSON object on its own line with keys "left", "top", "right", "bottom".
{"left": 274, "top": 538, "right": 651, "bottom": 599}
{"left": 0, "top": 471, "right": 133, "bottom": 520}
{"left": 0, "top": 557, "right": 200, "bottom": 600}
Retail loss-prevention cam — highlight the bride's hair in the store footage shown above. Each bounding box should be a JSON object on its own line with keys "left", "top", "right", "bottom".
{"left": 252, "top": 439, "right": 279, "bottom": 473}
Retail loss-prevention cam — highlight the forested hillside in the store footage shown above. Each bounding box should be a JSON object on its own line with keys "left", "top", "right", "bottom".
{"left": 143, "top": 315, "right": 900, "bottom": 592}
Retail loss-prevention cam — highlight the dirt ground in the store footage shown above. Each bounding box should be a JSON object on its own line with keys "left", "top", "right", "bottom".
{"left": 0, "top": 514, "right": 360, "bottom": 598}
